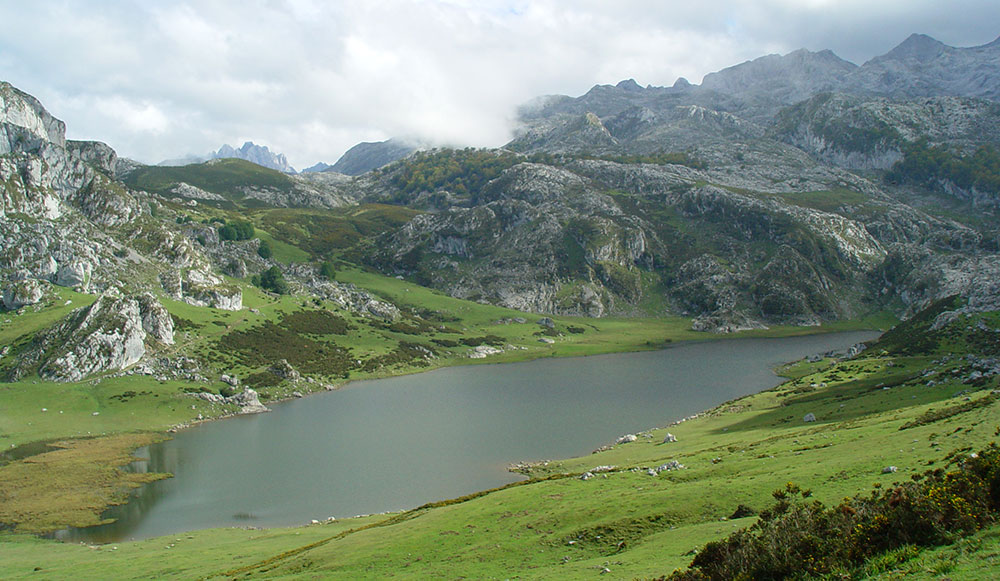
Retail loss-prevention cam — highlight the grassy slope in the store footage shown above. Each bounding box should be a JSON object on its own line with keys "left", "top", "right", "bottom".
{"left": 1, "top": 308, "right": 996, "bottom": 579}
{"left": 122, "top": 159, "right": 298, "bottom": 208}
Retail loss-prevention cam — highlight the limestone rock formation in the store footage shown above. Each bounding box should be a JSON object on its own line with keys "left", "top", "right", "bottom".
{"left": 2, "top": 278, "right": 45, "bottom": 310}
{"left": 9, "top": 293, "right": 174, "bottom": 382}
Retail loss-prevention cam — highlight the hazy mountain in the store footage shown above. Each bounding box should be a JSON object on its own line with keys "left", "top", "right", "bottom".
{"left": 330, "top": 138, "right": 419, "bottom": 176}
{"left": 300, "top": 161, "right": 332, "bottom": 173}
{"left": 159, "top": 141, "right": 296, "bottom": 174}
{"left": 212, "top": 142, "right": 296, "bottom": 174}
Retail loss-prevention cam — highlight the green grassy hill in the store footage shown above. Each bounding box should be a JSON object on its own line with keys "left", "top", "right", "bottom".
{"left": 123, "top": 159, "right": 302, "bottom": 209}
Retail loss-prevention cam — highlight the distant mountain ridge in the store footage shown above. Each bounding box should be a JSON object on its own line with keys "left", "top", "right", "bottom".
{"left": 213, "top": 142, "right": 295, "bottom": 174}
{"left": 159, "top": 141, "right": 296, "bottom": 174}
{"left": 700, "top": 33, "right": 1000, "bottom": 108}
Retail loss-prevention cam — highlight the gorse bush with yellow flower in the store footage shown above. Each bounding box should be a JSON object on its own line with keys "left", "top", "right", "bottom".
{"left": 665, "top": 441, "right": 1000, "bottom": 580}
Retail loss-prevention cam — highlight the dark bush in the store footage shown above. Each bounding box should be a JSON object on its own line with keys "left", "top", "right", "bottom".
{"left": 218, "top": 220, "right": 255, "bottom": 241}
{"left": 254, "top": 266, "right": 289, "bottom": 295}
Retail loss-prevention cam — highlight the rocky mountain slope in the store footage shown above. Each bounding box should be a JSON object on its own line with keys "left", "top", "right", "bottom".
{"left": 352, "top": 35, "right": 1000, "bottom": 330}
{"left": 0, "top": 82, "right": 393, "bottom": 383}
{"left": 2, "top": 32, "right": 1000, "bottom": 385}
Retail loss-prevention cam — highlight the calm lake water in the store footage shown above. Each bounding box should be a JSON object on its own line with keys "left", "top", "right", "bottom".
{"left": 60, "top": 331, "right": 877, "bottom": 543}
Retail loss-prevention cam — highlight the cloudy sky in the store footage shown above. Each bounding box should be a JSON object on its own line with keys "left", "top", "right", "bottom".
{"left": 1, "top": 1, "right": 997, "bottom": 170}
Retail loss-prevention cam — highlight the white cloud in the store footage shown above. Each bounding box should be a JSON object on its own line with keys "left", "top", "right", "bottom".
{"left": 97, "top": 97, "right": 171, "bottom": 134}
{"left": 0, "top": 1, "right": 997, "bottom": 168}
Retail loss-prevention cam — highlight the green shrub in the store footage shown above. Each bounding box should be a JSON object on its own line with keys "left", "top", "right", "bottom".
{"left": 257, "top": 239, "right": 273, "bottom": 259}
{"left": 665, "top": 443, "right": 1000, "bottom": 580}
{"left": 459, "top": 335, "right": 505, "bottom": 347}
{"left": 218, "top": 220, "right": 255, "bottom": 241}
{"left": 279, "top": 310, "right": 351, "bottom": 335}
{"left": 253, "top": 266, "right": 289, "bottom": 295}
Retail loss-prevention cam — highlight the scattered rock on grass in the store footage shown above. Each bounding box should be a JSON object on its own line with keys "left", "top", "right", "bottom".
{"left": 616, "top": 434, "right": 638, "bottom": 445}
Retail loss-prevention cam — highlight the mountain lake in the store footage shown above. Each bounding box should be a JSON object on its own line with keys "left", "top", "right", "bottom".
{"left": 57, "top": 331, "right": 878, "bottom": 543}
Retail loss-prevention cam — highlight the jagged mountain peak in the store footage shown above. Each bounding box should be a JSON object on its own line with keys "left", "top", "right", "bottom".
{"left": 212, "top": 141, "right": 296, "bottom": 174}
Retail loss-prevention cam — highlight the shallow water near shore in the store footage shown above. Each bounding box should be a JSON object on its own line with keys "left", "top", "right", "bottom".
{"left": 57, "top": 331, "right": 877, "bottom": 543}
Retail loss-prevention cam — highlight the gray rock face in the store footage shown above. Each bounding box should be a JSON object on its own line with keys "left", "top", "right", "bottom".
{"left": 10, "top": 294, "right": 175, "bottom": 382}
{"left": 212, "top": 141, "right": 296, "bottom": 174}
{"left": 850, "top": 34, "right": 1000, "bottom": 102}
{"left": 697, "top": 34, "right": 1000, "bottom": 115}
{"left": 0, "top": 81, "right": 66, "bottom": 155}
{"left": 774, "top": 93, "right": 1000, "bottom": 171}
{"left": 67, "top": 140, "right": 117, "bottom": 175}
{"left": 2, "top": 278, "right": 45, "bottom": 310}
{"left": 137, "top": 293, "right": 175, "bottom": 345}
{"left": 55, "top": 260, "right": 92, "bottom": 289}
{"left": 269, "top": 359, "right": 301, "bottom": 381}
{"left": 366, "top": 150, "right": 890, "bottom": 328}
{"left": 230, "top": 388, "right": 269, "bottom": 414}
{"left": 701, "top": 48, "right": 858, "bottom": 106}
{"left": 160, "top": 269, "right": 242, "bottom": 311}
{"left": 192, "top": 387, "right": 269, "bottom": 414}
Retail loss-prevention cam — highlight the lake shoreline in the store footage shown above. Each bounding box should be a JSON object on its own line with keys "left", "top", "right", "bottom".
{"left": 52, "top": 329, "right": 879, "bottom": 543}
{"left": 2, "top": 322, "right": 881, "bottom": 540}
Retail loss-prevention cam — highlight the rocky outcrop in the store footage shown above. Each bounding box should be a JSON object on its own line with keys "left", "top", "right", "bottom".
{"left": 1, "top": 81, "right": 65, "bottom": 154}
{"left": 55, "top": 260, "right": 92, "bottom": 289}
{"left": 269, "top": 359, "right": 301, "bottom": 381}
{"left": 193, "top": 387, "right": 269, "bottom": 414}
{"left": 366, "top": 152, "right": 890, "bottom": 327}
{"left": 2, "top": 278, "right": 45, "bottom": 310}
{"left": 9, "top": 293, "right": 174, "bottom": 382}
{"left": 160, "top": 269, "right": 242, "bottom": 311}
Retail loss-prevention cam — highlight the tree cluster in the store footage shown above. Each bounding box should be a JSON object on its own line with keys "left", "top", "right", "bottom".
{"left": 218, "top": 220, "right": 255, "bottom": 241}
{"left": 389, "top": 148, "right": 520, "bottom": 198}
{"left": 251, "top": 266, "right": 289, "bottom": 295}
